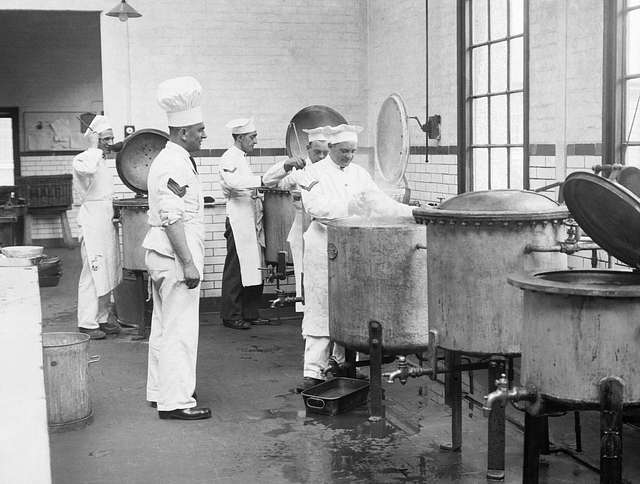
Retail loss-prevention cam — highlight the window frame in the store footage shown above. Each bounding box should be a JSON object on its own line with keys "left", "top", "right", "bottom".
{"left": 621, "top": 1, "right": 640, "bottom": 162}
{"left": 457, "top": 0, "right": 529, "bottom": 192}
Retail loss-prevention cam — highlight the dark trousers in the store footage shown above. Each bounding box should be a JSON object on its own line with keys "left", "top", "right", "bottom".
{"left": 221, "top": 218, "right": 263, "bottom": 322}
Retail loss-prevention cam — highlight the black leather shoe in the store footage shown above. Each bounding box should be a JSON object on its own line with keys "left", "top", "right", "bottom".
{"left": 158, "top": 407, "right": 211, "bottom": 420}
{"left": 150, "top": 392, "right": 197, "bottom": 408}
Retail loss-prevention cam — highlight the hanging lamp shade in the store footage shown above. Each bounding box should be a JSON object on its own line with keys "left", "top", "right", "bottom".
{"left": 106, "top": 0, "right": 142, "bottom": 21}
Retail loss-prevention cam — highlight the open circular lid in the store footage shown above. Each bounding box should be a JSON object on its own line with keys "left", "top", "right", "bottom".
{"left": 115, "top": 129, "right": 169, "bottom": 194}
{"left": 562, "top": 171, "right": 640, "bottom": 269}
{"left": 375, "top": 93, "right": 410, "bottom": 186}
{"left": 285, "top": 105, "right": 347, "bottom": 159}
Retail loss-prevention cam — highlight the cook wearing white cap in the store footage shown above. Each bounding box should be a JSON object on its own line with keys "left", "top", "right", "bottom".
{"left": 218, "top": 117, "right": 272, "bottom": 330}
{"left": 142, "top": 76, "right": 211, "bottom": 420}
{"left": 296, "top": 123, "right": 414, "bottom": 392}
{"left": 262, "top": 126, "right": 330, "bottom": 313}
{"left": 73, "top": 114, "right": 122, "bottom": 340}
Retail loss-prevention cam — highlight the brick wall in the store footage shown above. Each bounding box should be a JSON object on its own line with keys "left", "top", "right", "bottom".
{"left": 107, "top": 0, "right": 368, "bottom": 148}
{"left": 367, "top": 0, "right": 458, "bottom": 206}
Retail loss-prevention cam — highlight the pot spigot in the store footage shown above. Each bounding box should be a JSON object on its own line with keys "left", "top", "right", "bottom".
{"left": 383, "top": 355, "right": 434, "bottom": 385}
{"left": 482, "top": 374, "right": 537, "bottom": 417}
{"left": 383, "top": 356, "right": 410, "bottom": 384}
{"left": 268, "top": 290, "right": 303, "bottom": 308}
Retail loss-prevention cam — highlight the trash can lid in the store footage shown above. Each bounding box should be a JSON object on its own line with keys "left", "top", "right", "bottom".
{"left": 563, "top": 171, "right": 640, "bottom": 269}
{"left": 115, "top": 129, "right": 169, "bottom": 195}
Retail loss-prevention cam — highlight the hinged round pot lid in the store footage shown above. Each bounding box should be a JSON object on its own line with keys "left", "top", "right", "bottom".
{"left": 562, "top": 171, "right": 640, "bottom": 269}
{"left": 285, "top": 105, "right": 347, "bottom": 159}
{"left": 375, "top": 93, "right": 410, "bottom": 186}
{"left": 115, "top": 129, "right": 169, "bottom": 195}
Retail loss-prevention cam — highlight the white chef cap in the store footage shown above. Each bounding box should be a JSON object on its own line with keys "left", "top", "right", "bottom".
{"left": 325, "top": 124, "right": 363, "bottom": 144}
{"left": 157, "top": 76, "right": 203, "bottom": 127}
{"left": 302, "top": 126, "right": 329, "bottom": 143}
{"left": 225, "top": 117, "right": 256, "bottom": 135}
{"left": 85, "top": 115, "right": 113, "bottom": 137}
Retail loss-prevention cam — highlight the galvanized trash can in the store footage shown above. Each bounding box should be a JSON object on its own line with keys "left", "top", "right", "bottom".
{"left": 42, "top": 332, "right": 100, "bottom": 432}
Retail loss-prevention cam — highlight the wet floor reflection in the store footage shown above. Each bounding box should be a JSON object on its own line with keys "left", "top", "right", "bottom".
{"left": 255, "top": 401, "right": 486, "bottom": 483}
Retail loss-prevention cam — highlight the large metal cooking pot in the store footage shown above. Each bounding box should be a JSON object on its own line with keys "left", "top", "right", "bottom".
{"left": 261, "top": 188, "right": 296, "bottom": 265}
{"left": 112, "top": 197, "right": 149, "bottom": 271}
{"left": 113, "top": 129, "right": 169, "bottom": 271}
{"left": 509, "top": 269, "right": 640, "bottom": 404}
{"left": 327, "top": 217, "right": 429, "bottom": 354}
{"left": 413, "top": 190, "right": 569, "bottom": 355}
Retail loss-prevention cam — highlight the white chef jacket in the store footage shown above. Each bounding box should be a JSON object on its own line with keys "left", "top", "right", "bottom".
{"left": 300, "top": 156, "right": 413, "bottom": 336}
{"left": 143, "top": 141, "right": 204, "bottom": 266}
{"left": 73, "top": 148, "right": 122, "bottom": 296}
{"left": 218, "top": 145, "right": 264, "bottom": 286}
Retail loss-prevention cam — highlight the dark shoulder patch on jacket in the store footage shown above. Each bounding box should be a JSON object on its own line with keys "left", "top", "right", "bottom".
{"left": 299, "top": 180, "right": 319, "bottom": 191}
{"left": 167, "top": 178, "right": 188, "bottom": 197}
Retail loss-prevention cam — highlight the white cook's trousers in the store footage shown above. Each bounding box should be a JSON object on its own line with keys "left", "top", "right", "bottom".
{"left": 145, "top": 250, "right": 200, "bottom": 411}
{"left": 303, "top": 336, "right": 345, "bottom": 380}
{"left": 77, "top": 242, "right": 110, "bottom": 330}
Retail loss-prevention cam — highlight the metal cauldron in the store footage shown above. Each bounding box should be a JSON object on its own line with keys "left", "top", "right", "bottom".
{"left": 327, "top": 217, "right": 429, "bottom": 354}
{"left": 113, "top": 129, "right": 168, "bottom": 271}
{"left": 413, "top": 190, "right": 569, "bottom": 355}
{"left": 261, "top": 188, "right": 296, "bottom": 265}
{"left": 509, "top": 269, "right": 640, "bottom": 404}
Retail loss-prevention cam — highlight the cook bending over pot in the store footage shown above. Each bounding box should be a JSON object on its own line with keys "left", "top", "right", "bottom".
{"left": 296, "top": 123, "right": 413, "bottom": 392}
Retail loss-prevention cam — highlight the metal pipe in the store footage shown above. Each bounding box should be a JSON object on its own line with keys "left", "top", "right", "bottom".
{"left": 524, "top": 240, "right": 600, "bottom": 255}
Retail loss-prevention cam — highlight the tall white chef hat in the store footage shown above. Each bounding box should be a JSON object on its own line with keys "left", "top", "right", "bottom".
{"left": 302, "top": 126, "right": 329, "bottom": 143}
{"left": 324, "top": 124, "right": 363, "bottom": 144}
{"left": 157, "top": 76, "right": 203, "bottom": 127}
{"left": 84, "top": 114, "right": 113, "bottom": 137}
{"left": 225, "top": 117, "right": 256, "bottom": 135}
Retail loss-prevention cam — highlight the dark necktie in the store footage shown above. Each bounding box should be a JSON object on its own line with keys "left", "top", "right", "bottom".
{"left": 189, "top": 156, "right": 198, "bottom": 173}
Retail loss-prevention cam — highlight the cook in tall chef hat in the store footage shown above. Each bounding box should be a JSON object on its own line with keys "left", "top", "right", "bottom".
{"left": 157, "top": 76, "right": 204, "bottom": 127}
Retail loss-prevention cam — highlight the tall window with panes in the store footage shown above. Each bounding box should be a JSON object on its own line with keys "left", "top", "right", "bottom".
{"left": 468, "top": 0, "right": 525, "bottom": 189}
{"left": 623, "top": 0, "right": 640, "bottom": 165}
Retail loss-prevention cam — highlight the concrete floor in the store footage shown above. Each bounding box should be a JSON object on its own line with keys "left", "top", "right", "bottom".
{"left": 40, "top": 247, "right": 640, "bottom": 484}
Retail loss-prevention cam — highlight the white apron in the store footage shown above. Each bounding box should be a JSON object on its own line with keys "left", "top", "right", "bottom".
{"left": 227, "top": 194, "right": 264, "bottom": 286}
{"left": 301, "top": 221, "right": 328, "bottom": 336}
{"left": 74, "top": 156, "right": 121, "bottom": 296}
{"left": 219, "top": 145, "right": 264, "bottom": 287}
{"left": 287, "top": 207, "right": 305, "bottom": 312}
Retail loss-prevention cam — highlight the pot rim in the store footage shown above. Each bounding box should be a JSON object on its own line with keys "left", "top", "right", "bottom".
{"left": 508, "top": 269, "right": 640, "bottom": 297}
{"left": 413, "top": 208, "right": 569, "bottom": 224}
